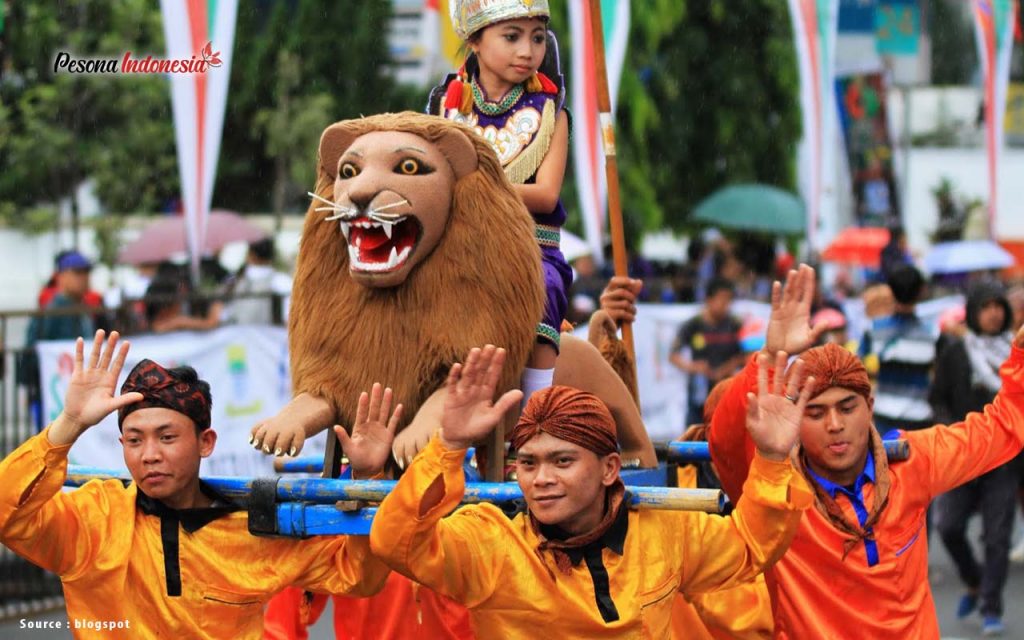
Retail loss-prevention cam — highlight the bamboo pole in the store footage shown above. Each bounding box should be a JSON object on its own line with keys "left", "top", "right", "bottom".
{"left": 588, "top": 0, "right": 635, "bottom": 360}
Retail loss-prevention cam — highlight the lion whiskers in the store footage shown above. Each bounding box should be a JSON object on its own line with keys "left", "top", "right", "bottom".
{"left": 310, "top": 192, "right": 410, "bottom": 223}
{"left": 308, "top": 191, "right": 344, "bottom": 209}
{"left": 367, "top": 200, "right": 411, "bottom": 223}
{"left": 370, "top": 199, "right": 409, "bottom": 213}
{"left": 309, "top": 192, "right": 358, "bottom": 222}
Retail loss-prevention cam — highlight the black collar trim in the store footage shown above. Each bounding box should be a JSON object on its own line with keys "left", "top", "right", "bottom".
{"left": 537, "top": 493, "right": 630, "bottom": 624}
{"left": 135, "top": 481, "right": 240, "bottom": 597}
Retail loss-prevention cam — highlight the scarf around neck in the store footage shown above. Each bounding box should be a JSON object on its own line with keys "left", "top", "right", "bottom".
{"left": 964, "top": 330, "right": 1012, "bottom": 394}
{"left": 795, "top": 427, "right": 891, "bottom": 561}
{"left": 530, "top": 480, "right": 626, "bottom": 575}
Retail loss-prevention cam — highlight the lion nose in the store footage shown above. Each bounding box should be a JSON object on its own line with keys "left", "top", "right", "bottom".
{"left": 347, "top": 190, "right": 374, "bottom": 212}
{"left": 344, "top": 175, "right": 378, "bottom": 212}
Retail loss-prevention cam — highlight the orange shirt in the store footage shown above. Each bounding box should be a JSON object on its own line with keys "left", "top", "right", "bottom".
{"left": 370, "top": 436, "right": 810, "bottom": 639}
{"left": 0, "top": 428, "right": 390, "bottom": 639}
{"left": 670, "top": 466, "right": 773, "bottom": 640}
{"left": 263, "top": 576, "right": 473, "bottom": 640}
{"left": 708, "top": 347, "right": 1024, "bottom": 639}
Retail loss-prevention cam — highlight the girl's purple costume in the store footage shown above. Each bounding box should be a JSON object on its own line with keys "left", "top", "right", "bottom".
{"left": 428, "top": 35, "right": 572, "bottom": 350}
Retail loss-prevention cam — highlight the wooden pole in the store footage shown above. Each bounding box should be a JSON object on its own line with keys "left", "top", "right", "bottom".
{"left": 588, "top": 0, "right": 635, "bottom": 360}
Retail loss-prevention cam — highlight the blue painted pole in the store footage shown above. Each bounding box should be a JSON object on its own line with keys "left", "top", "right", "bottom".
{"left": 276, "top": 456, "right": 334, "bottom": 473}
{"left": 275, "top": 442, "right": 713, "bottom": 474}
{"left": 65, "top": 466, "right": 725, "bottom": 513}
{"left": 666, "top": 442, "right": 712, "bottom": 462}
{"left": 276, "top": 503, "right": 377, "bottom": 536}
{"left": 277, "top": 449, "right": 480, "bottom": 475}
{"left": 656, "top": 440, "right": 909, "bottom": 463}
{"left": 275, "top": 440, "right": 909, "bottom": 474}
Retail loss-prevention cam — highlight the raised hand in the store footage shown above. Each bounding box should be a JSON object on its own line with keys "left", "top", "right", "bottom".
{"left": 335, "top": 383, "right": 402, "bottom": 478}
{"left": 1015, "top": 322, "right": 1024, "bottom": 349}
{"left": 50, "top": 330, "right": 143, "bottom": 446}
{"left": 439, "top": 345, "right": 523, "bottom": 450}
{"left": 745, "top": 351, "right": 815, "bottom": 461}
{"left": 763, "top": 264, "right": 829, "bottom": 356}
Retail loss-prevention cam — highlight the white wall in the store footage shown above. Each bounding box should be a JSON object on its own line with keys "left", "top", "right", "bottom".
{"left": 902, "top": 147, "right": 1024, "bottom": 255}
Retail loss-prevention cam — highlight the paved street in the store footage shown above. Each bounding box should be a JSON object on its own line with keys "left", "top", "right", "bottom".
{"left": 4, "top": 518, "right": 1024, "bottom": 639}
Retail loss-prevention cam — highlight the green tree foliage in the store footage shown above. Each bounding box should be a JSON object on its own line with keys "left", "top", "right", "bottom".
{"left": 218, "top": 0, "right": 421, "bottom": 214}
{"left": 550, "top": 0, "right": 800, "bottom": 234}
{"left": 621, "top": 0, "right": 800, "bottom": 232}
{"left": 0, "top": 0, "right": 178, "bottom": 232}
{"left": 0, "top": 0, "right": 416, "bottom": 229}
{"left": 252, "top": 49, "right": 335, "bottom": 226}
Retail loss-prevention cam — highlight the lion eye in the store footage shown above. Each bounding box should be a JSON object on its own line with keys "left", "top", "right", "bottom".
{"left": 395, "top": 158, "right": 433, "bottom": 176}
{"left": 339, "top": 162, "right": 360, "bottom": 179}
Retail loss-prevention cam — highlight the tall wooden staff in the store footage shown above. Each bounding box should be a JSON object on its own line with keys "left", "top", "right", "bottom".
{"left": 588, "top": 0, "right": 635, "bottom": 360}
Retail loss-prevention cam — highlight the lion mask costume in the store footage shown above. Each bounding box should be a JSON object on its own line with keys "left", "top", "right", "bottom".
{"left": 289, "top": 112, "right": 545, "bottom": 454}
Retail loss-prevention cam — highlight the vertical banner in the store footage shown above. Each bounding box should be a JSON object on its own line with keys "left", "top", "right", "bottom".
{"left": 973, "top": 0, "right": 1019, "bottom": 238}
{"left": 160, "top": 0, "right": 239, "bottom": 282}
{"left": 787, "top": 0, "right": 840, "bottom": 251}
{"left": 835, "top": 71, "right": 899, "bottom": 226}
{"left": 569, "top": 0, "right": 630, "bottom": 263}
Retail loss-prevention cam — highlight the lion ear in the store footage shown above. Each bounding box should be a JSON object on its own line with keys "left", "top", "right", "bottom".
{"left": 319, "top": 122, "right": 362, "bottom": 178}
{"left": 435, "top": 128, "right": 479, "bottom": 179}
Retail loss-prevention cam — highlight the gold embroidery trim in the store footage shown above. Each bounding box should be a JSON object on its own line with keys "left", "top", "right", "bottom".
{"left": 503, "top": 98, "right": 556, "bottom": 185}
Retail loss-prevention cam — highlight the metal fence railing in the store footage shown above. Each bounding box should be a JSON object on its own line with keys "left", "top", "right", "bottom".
{"left": 0, "top": 292, "right": 285, "bottom": 620}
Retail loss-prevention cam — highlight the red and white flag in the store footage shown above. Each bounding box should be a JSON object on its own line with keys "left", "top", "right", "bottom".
{"left": 160, "top": 0, "right": 239, "bottom": 281}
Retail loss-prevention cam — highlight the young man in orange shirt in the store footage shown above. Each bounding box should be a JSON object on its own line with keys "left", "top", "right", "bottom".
{"left": 0, "top": 331, "right": 391, "bottom": 638}
{"left": 708, "top": 265, "right": 1024, "bottom": 638}
{"left": 367, "top": 344, "right": 812, "bottom": 638}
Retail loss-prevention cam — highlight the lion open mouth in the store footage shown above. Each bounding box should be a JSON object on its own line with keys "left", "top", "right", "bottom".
{"left": 341, "top": 216, "right": 420, "bottom": 272}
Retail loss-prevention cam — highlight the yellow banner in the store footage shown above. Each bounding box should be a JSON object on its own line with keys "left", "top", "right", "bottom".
{"left": 1007, "top": 83, "right": 1024, "bottom": 138}
{"left": 439, "top": 0, "right": 464, "bottom": 69}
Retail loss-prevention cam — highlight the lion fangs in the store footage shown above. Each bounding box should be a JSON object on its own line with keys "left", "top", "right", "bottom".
{"left": 339, "top": 221, "right": 351, "bottom": 241}
{"left": 382, "top": 220, "right": 393, "bottom": 240}
{"left": 388, "top": 246, "right": 399, "bottom": 267}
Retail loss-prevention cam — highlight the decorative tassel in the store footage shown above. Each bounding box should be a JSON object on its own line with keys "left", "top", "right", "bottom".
{"left": 444, "top": 64, "right": 475, "bottom": 114}
{"left": 526, "top": 73, "right": 543, "bottom": 93}
{"left": 459, "top": 84, "right": 473, "bottom": 114}
{"left": 537, "top": 72, "right": 558, "bottom": 94}
{"left": 443, "top": 80, "right": 464, "bottom": 111}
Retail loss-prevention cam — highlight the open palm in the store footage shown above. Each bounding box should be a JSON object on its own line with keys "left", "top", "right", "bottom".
{"left": 745, "top": 351, "right": 815, "bottom": 461}
{"left": 335, "top": 383, "right": 402, "bottom": 478}
{"left": 440, "top": 345, "right": 523, "bottom": 450}
{"left": 63, "top": 330, "right": 143, "bottom": 432}
{"left": 764, "top": 264, "right": 829, "bottom": 356}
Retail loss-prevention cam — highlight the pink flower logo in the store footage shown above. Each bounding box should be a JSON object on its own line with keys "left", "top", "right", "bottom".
{"left": 201, "top": 42, "right": 222, "bottom": 68}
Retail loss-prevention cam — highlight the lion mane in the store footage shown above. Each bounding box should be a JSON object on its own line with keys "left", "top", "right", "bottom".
{"left": 289, "top": 112, "right": 545, "bottom": 436}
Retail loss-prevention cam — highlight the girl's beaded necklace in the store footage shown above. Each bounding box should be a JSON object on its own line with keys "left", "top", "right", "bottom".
{"left": 471, "top": 77, "right": 524, "bottom": 116}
